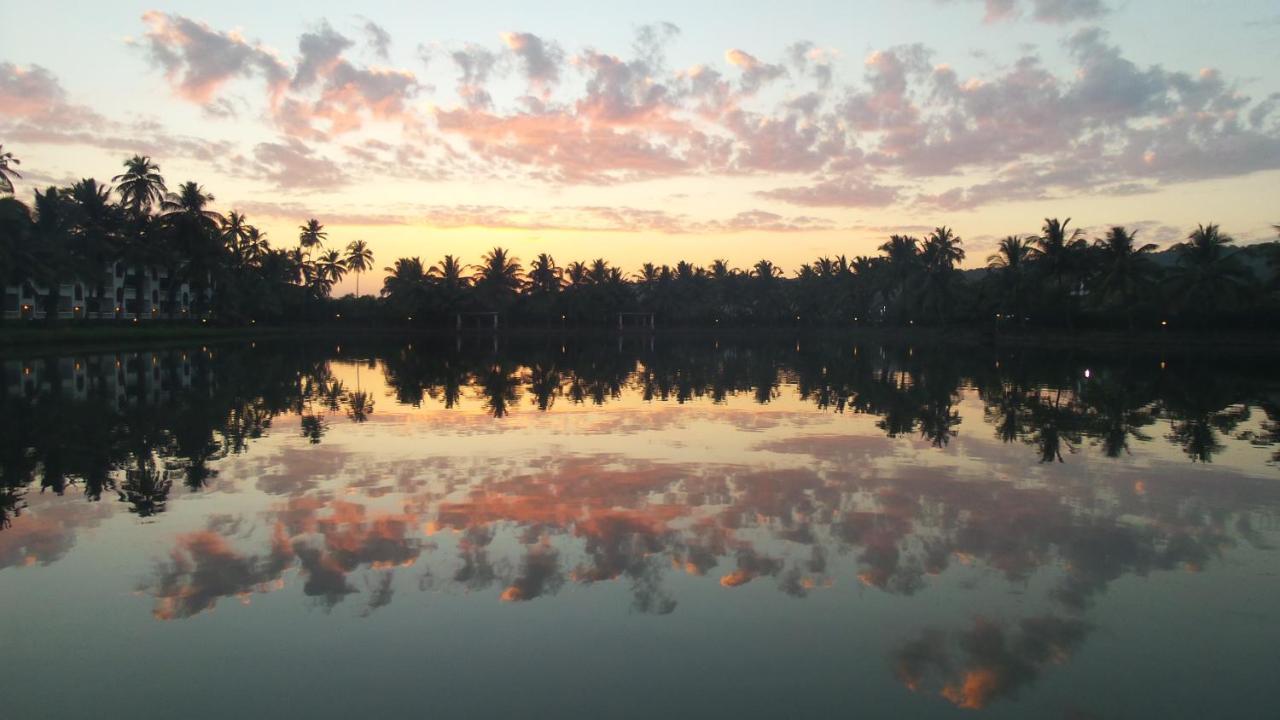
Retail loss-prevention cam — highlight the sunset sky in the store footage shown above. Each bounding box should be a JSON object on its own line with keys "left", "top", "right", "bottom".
{"left": 3, "top": 0, "right": 1279, "bottom": 295}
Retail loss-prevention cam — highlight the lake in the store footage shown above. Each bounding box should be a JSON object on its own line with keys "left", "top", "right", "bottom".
{"left": 2, "top": 335, "right": 1278, "bottom": 719}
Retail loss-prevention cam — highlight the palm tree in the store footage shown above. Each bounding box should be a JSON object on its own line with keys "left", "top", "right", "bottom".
{"left": 315, "top": 249, "right": 347, "bottom": 297}
{"left": 0, "top": 197, "right": 34, "bottom": 298}
{"left": 243, "top": 226, "right": 269, "bottom": 266}
{"left": 752, "top": 259, "right": 781, "bottom": 280}
{"left": 1032, "top": 217, "right": 1088, "bottom": 327}
{"left": 0, "top": 145, "right": 22, "bottom": 195}
{"left": 161, "top": 182, "right": 220, "bottom": 225}
{"left": 473, "top": 247, "right": 523, "bottom": 309}
{"left": 30, "top": 186, "right": 74, "bottom": 322}
{"left": 221, "top": 211, "right": 251, "bottom": 267}
{"left": 112, "top": 155, "right": 166, "bottom": 217}
{"left": 298, "top": 218, "right": 326, "bottom": 258}
{"left": 919, "top": 227, "right": 965, "bottom": 323}
{"left": 381, "top": 256, "right": 428, "bottom": 317}
{"left": 750, "top": 259, "right": 785, "bottom": 323}
{"left": 878, "top": 234, "right": 921, "bottom": 320}
{"left": 527, "top": 253, "right": 562, "bottom": 294}
{"left": 1171, "top": 223, "right": 1250, "bottom": 322}
{"left": 526, "top": 253, "right": 563, "bottom": 324}
{"left": 923, "top": 226, "right": 965, "bottom": 269}
{"left": 1091, "top": 226, "right": 1158, "bottom": 330}
{"left": 987, "top": 235, "right": 1035, "bottom": 321}
{"left": 161, "top": 182, "right": 221, "bottom": 314}
{"left": 344, "top": 239, "right": 374, "bottom": 296}
{"left": 565, "top": 261, "right": 588, "bottom": 287}
{"left": 429, "top": 254, "right": 468, "bottom": 288}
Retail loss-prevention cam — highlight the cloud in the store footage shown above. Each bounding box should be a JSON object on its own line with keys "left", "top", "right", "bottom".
{"left": 0, "top": 63, "right": 238, "bottom": 172}
{"left": 362, "top": 20, "right": 392, "bottom": 59}
{"left": 451, "top": 44, "right": 499, "bottom": 109}
{"left": 222, "top": 200, "right": 836, "bottom": 235}
{"left": 146, "top": 527, "right": 294, "bottom": 620}
{"left": 293, "top": 21, "right": 354, "bottom": 90}
{"left": 631, "top": 21, "right": 681, "bottom": 70}
{"left": 500, "top": 31, "right": 564, "bottom": 95}
{"left": 138, "top": 11, "right": 289, "bottom": 104}
{"left": 939, "top": 0, "right": 1107, "bottom": 23}
{"left": 893, "top": 615, "right": 1092, "bottom": 709}
{"left": 0, "top": 63, "right": 101, "bottom": 126}
{"left": 84, "top": 13, "right": 1280, "bottom": 206}
{"left": 500, "top": 542, "right": 563, "bottom": 601}
{"left": 140, "top": 13, "right": 419, "bottom": 138}
{"left": 759, "top": 175, "right": 901, "bottom": 208}
{"left": 246, "top": 138, "right": 348, "bottom": 190}
{"left": 724, "top": 49, "right": 787, "bottom": 93}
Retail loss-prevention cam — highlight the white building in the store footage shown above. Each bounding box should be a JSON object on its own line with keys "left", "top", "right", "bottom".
{"left": 3, "top": 350, "right": 205, "bottom": 409}
{"left": 2, "top": 262, "right": 209, "bottom": 321}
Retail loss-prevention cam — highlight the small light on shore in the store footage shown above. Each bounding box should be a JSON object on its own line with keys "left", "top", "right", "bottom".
{"left": 1161, "top": 320, "right": 1168, "bottom": 327}
{"left": 1084, "top": 369, "right": 1092, "bottom": 379}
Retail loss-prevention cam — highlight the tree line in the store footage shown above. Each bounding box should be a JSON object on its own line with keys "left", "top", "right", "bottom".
{"left": 2, "top": 148, "right": 1277, "bottom": 330}
{"left": 380, "top": 221, "right": 1279, "bottom": 331}
{"left": 0, "top": 149, "right": 371, "bottom": 322}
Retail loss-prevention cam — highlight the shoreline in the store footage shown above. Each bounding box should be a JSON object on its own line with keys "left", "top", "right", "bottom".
{"left": 3, "top": 322, "right": 1279, "bottom": 356}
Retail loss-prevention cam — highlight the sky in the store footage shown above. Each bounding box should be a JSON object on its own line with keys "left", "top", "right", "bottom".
{"left": 2, "top": 0, "right": 1279, "bottom": 295}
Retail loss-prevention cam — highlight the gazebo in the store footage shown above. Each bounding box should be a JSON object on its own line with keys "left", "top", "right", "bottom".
{"left": 617, "top": 312, "right": 656, "bottom": 330}
{"left": 456, "top": 311, "right": 500, "bottom": 330}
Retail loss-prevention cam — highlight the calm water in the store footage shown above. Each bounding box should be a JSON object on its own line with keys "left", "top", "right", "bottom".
{"left": 2, "top": 336, "right": 1278, "bottom": 719}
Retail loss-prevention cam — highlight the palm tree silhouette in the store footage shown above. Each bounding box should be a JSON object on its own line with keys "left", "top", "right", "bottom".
{"left": 1170, "top": 223, "right": 1250, "bottom": 323}
{"left": 473, "top": 247, "right": 523, "bottom": 310}
{"left": 527, "top": 253, "right": 563, "bottom": 294}
{"left": 161, "top": 181, "right": 221, "bottom": 314}
{"left": 315, "top": 249, "right": 348, "bottom": 297}
{"left": 1033, "top": 218, "right": 1088, "bottom": 327}
{"left": 987, "top": 235, "right": 1035, "bottom": 322}
{"left": 298, "top": 218, "right": 326, "bottom": 259}
{"left": 0, "top": 145, "right": 22, "bottom": 195}
{"left": 878, "top": 235, "right": 921, "bottom": 320}
{"left": 919, "top": 227, "right": 965, "bottom": 323}
{"left": 221, "top": 211, "right": 251, "bottom": 266}
{"left": 345, "top": 239, "right": 373, "bottom": 296}
{"left": 1091, "top": 226, "right": 1158, "bottom": 330}
{"left": 113, "top": 155, "right": 166, "bottom": 216}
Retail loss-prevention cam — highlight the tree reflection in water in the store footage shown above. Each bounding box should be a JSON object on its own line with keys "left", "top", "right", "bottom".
{"left": 2, "top": 336, "right": 1278, "bottom": 710}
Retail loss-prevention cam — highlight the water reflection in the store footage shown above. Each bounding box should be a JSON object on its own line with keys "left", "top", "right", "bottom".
{"left": 2, "top": 336, "right": 1278, "bottom": 714}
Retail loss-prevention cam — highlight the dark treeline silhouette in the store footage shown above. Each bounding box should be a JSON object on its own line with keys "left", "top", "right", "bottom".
{"left": 379, "top": 221, "right": 1279, "bottom": 331}
{"left": 0, "top": 151, "right": 371, "bottom": 323}
{"left": 2, "top": 150, "right": 1279, "bottom": 329}
{"left": 4, "top": 336, "right": 1278, "bottom": 531}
